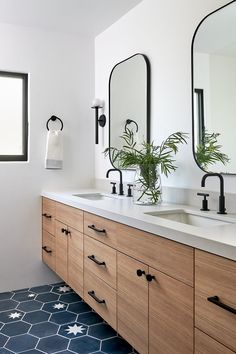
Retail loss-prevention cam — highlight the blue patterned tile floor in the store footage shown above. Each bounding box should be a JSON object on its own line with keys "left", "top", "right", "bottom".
{"left": 0, "top": 282, "right": 137, "bottom": 354}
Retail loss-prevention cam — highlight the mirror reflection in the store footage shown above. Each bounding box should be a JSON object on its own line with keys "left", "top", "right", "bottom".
{"left": 192, "top": 1, "right": 236, "bottom": 174}
{"left": 109, "top": 53, "right": 150, "bottom": 169}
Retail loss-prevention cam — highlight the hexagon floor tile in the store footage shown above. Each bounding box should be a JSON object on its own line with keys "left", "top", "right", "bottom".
{"left": 0, "top": 282, "right": 137, "bottom": 353}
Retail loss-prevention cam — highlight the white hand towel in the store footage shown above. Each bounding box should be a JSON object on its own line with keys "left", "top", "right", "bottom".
{"left": 45, "top": 130, "right": 63, "bottom": 169}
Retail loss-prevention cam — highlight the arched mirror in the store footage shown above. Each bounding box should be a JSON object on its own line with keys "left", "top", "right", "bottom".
{"left": 192, "top": 0, "right": 236, "bottom": 174}
{"left": 108, "top": 53, "right": 150, "bottom": 169}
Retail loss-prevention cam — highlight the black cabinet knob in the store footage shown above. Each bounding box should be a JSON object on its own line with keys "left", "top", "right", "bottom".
{"left": 136, "top": 269, "right": 145, "bottom": 277}
{"left": 146, "top": 274, "right": 155, "bottom": 282}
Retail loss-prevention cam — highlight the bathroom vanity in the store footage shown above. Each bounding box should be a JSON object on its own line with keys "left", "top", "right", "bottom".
{"left": 42, "top": 192, "right": 236, "bottom": 354}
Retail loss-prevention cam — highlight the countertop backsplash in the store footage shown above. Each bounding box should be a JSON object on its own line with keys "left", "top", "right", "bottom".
{"left": 94, "top": 178, "right": 236, "bottom": 214}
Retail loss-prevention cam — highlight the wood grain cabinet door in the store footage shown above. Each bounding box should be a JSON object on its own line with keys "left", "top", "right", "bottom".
{"left": 149, "top": 267, "right": 194, "bottom": 354}
{"left": 195, "top": 328, "right": 234, "bottom": 354}
{"left": 42, "top": 230, "right": 56, "bottom": 271}
{"left": 42, "top": 197, "right": 55, "bottom": 235}
{"left": 67, "top": 226, "right": 83, "bottom": 298}
{"left": 55, "top": 220, "right": 68, "bottom": 282}
{"left": 195, "top": 250, "right": 236, "bottom": 352}
{"left": 117, "top": 253, "right": 149, "bottom": 354}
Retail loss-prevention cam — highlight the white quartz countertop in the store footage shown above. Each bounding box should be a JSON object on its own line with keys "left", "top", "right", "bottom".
{"left": 42, "top": 189, "right": 236, "bottom": 261}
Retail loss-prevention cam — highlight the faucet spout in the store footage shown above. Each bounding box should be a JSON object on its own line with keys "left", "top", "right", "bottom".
{"left": 201, "top": 173, "right": 226, "bottom": 214}
{"left": 106, "top": 168, "right": 124, "bottom": 196}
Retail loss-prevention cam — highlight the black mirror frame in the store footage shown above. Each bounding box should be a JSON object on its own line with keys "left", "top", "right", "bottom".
{"left": 191, "top": 0, "right": 236, "bottom": 175}
{"left": 108, "top": 53, "right": 151, "bottom": 170}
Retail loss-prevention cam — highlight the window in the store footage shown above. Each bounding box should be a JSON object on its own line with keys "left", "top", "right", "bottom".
{"left": 0, "top": 71, "right": 28, "bottom": 161}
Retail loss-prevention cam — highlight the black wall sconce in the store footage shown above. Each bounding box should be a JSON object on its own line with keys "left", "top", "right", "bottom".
{"left": 91, "top": 99, "right": 106, "bottom": 144}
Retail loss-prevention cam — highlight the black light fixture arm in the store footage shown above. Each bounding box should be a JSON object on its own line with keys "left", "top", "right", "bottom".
{"left": 91, "top": 101, "right": 106, "bottom": 144}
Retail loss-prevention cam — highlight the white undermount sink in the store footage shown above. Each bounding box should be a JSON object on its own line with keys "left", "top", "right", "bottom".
{"left": 144, "top": 209, "right": 233, "bottom": 227}
{"left": 73, "top": 193, "right": 120, "bottom": 201}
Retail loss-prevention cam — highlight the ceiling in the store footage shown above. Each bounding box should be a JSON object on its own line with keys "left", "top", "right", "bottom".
{"left": 0, "top": 0, "right": 143, "bottom": 36}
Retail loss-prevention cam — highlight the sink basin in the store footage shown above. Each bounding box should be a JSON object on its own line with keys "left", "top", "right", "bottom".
{"left": 145, "top": 209, "right": 232, "bottom": 227}
{"left": 73, "top": 193, "right": 115, "bottom": 201}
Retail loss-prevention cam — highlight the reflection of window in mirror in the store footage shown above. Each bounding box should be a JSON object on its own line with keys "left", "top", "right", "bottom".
{"left": 194, "top": 89, "right": 205, "bottom": 146}
{"left": 0, "top": 71, "right": 28, "bottom": 161}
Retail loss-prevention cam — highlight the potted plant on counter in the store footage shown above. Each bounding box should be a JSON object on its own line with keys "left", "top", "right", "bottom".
{"left": 104, "top": 128, "right": 188, "bottom": 205}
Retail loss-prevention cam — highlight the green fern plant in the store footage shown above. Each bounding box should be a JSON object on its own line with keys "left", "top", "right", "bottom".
{"left": 196, "top": 131, "right": 229, "bottom": 171}
{"left": 104, "top": 128, "right": 188, "bottom": 203}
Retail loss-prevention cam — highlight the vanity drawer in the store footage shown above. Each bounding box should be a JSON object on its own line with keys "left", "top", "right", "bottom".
{"left": 42, "top": 197, "right": 55, "bottom": 235}
{"left": 84, "top": 212, "right": 118, "bottom": 248}
{"left": 116, "top": 224, "right": 194, "bottom": 286}
{"left": 42, "top": 230, "right": 56, "bottom": 271}
{"left": 84, "top": 270, "right": 117, "bottom": 330}
{"left": 84, "top": 235, "right": 117, "bottom": 289}
{"left": 195, "top": 250, "right": 236, "bottom": 352}
{"left": 195, "top": 328, "right": 234, "bottom": 354}
{"left": 56, "top": 202, "right": 83, "bottom": 232}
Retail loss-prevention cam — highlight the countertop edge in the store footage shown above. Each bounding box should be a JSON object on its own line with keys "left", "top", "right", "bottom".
{"left": 42, "top": 190, "right": 236, "bottom": 261}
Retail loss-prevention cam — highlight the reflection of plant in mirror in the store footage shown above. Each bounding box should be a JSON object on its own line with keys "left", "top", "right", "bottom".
{"left": 104, "top": 129, "right": 188, "bottom": 204}
{"left": 196, "top": 131, "right": 230, "bottom": 171}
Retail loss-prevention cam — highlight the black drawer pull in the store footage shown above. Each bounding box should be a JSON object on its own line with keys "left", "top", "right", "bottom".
{"left": 42, "top": 246, "right": 52, "bottom": 254}
{"left": 146, "top": 274, "right": 155, "bottom": 282}
{"left": 137, "top": 269, "right": 145, "bottom": 277}
{"left": 207, "top": 296, "right": 236, "bottom": 314}
{"left": 88, "top": 255, "right": 106, "bottom": 266}
{"left": 61, "top": 228, "right": 67, "bottom": 234}
{"left": 42, "top": 213, "right": 52, "bottom": 219}
{"left": 88, "top": 290, "right": 105, "bottom": 304}
{"left": 88, "top": 224, "right": 106, "bottom": 233}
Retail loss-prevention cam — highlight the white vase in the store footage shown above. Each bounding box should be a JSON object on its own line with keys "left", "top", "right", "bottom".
{"left": 133, "top": 165, "right": 162, "bottom": 205}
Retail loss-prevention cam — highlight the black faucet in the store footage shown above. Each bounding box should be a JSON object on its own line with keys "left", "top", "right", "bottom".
{"left": 201, "top": 173, "right": 227, "bottom": 214}
{"left": 106, "top": 168, "right": 124, "bottom": 196}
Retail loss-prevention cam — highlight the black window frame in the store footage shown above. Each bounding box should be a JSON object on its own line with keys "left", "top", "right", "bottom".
{"left": 0, "top": 71, "right": 28, "bottom": 161}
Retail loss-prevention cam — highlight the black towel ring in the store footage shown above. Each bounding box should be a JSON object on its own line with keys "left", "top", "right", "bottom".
{"left": 46, "top": 115, "right": 64, "bottom": 131}
{"left": 125, "top": 119, "right": 138, "bottom": 133}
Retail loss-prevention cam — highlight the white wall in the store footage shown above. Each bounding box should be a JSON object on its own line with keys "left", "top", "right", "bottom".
{"left": 94, "top": 0, "right": 234, "bottom": 192}
{"left": 0, "top": 23, "right": 94, "bottom": 292}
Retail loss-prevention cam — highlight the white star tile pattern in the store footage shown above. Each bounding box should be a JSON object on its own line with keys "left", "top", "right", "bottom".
{"left": 58, "top": 285, "right": 71, "bottom": 293}
{"left": 65, "top": 323, "right": 86, "bottom": 335}
{"left": 8, "top": 312, "right": 22, "bottom": 319}
{"left": 53, "top": 303, "right": 65, "bottom": 310}
{"left": 0, "top": 282, "right": 137, "bottom": 354}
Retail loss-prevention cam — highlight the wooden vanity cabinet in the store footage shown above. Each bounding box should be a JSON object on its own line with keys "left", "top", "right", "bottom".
{"left": 195, "top": 250, "right": 236, "bottom": 352}
{"left": 42, "top": 230, "right": 56, "bottom": 271}
{"left": 55, "top": 202, "right": 84, "bottom": 297}
{"left": 149, "top": 267, "right": 193, "bottom": 354}
{"left": 42, "top": 198, "right": 56, "bottom": 270}
{"left": 42, "top": 198, "right": 236, "bottom": 354}
{"left": 195, "top": 328, "right": 235, "bottom": 354}
{"left": 117, "top": 253, "right": 193, "bottom": 354}
{"left": 117, "top": 253, "right": 149, "bottom": 354}
{"left": 55, "top": 220, "right": 68, "bottom": 281}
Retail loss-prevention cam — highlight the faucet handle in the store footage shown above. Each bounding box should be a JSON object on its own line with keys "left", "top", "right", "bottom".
{"left": 110, "top": 182, "right": 117, "bottom": 194}
{"left": 197, "top": 192, "right": 210, "bottom": 211}
{"left": 127, "top": 184, "right": 133, "bottom": 197}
